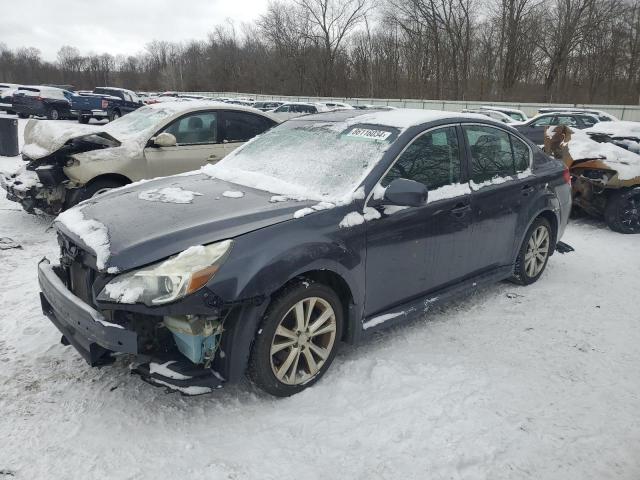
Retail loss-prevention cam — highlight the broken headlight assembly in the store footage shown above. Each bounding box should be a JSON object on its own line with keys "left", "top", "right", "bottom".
{"left": 97, "top": 240, "right": 233, "bottom": 306}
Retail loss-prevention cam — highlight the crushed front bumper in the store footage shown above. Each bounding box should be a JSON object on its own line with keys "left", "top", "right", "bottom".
{"left": 38, "top": 258, "right": 226, "bottom": 393}
{"left": 38, "top": 258, "right": 138, "bottom": 365}
{"left": 1, "top": 171, "right": 67, "bottom": 214}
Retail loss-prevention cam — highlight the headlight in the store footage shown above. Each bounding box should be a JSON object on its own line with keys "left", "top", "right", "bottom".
{"left": 97, "top": 240, "right": 233, "bottom": 306}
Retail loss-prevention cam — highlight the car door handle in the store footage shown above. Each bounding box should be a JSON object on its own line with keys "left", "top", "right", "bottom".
{"left": 450, "top": 203, "right": 471, "bottom": 217}
{"left": 521, "top": 185, "right": 535, "bottom": 196}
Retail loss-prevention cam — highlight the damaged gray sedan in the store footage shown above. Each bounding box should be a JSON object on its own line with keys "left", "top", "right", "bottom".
{"left": 1, "top": 101, "right": 277, "bottom": 214}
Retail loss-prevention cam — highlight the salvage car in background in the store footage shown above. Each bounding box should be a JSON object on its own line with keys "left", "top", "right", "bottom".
{"left": 37, "top": 109, "right": 571, "bottom": 396}
{"left": 585, "top": 121, "right": 640, "bottom": 154}
{"left": 537, "top": 107, "right": 617, "bottom": 122}
{"left": 269, "top": 102, "right": 330, "bottom": 121}
{"left": 462, "top": 108, "right": 520, "bottom": 124}
{"left": 72, "top": 87, "right": 144, "bottom": 123}
{"left": 515, "top": 112, "right": 600, "bottom": 144}
{"left": 480, "top": 106, "right": 528, "bottom": 122}
{"left": 1, "top": 101, "right": 278, "bottom": 214}
{"left": 0, "top": 83, "right": 21, "bottom": 114}
{"left": 545, "top": 125, "right": 640, "bottom": 233}
{"left": 11, "top": 86, "right": 75, "bottom": 120}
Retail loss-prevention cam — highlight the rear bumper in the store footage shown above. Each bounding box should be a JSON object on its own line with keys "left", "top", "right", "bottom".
{"left": 76, "top": 109, "right": 108, "bottom": 117}
{"left": 38, "top": 258, "right": 138, "bottom": 365}
{"left": 1, "top": 180, "right": 65, "bottom": 215}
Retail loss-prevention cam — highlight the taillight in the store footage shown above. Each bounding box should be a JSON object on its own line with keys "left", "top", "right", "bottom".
{"left": 563, "top": 166, "right": 571, "bottom": 184}
{"left": 101, "top": 99, "right": 109, "bottom": 109}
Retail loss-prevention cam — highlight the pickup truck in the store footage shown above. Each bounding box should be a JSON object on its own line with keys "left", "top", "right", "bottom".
{"left": 71, "top": 87, "right": 143, "bottom": 123}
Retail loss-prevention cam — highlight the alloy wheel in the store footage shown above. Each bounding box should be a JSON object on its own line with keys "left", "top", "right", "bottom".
{"left": 525, "top": 225, "right": 550, "bottom": 277}
{"left": 270, "top": 296, "right": 337, "bottom": 385}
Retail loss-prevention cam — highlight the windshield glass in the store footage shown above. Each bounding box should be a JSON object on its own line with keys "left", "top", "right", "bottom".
{"left": 204, "top": 121, "right": 398, "bottom": 201}
{"left": 103, "top": 106, "right": 176, "bottom": 139}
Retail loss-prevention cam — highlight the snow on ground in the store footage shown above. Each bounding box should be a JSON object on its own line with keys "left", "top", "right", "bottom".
{"left": 1, "top": 119, "right": 640, "bottom": 479}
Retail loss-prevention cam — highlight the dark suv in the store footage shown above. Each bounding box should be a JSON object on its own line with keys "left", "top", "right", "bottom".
{"left": 38, "top": 110, "right": 571, "bottom": 396}
{"left": 12, "top": 86, "right": 75, "bottom": 120}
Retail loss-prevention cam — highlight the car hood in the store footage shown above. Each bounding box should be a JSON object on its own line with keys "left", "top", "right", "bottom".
{"left": 54, "top": 173, "right": 316, "bottom": 272}
{"left": 21, "top": 119, "right": 125, "bottom": 161}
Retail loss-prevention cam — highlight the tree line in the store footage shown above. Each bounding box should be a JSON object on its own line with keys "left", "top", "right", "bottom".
{"left": 1, "top": 0, "right": 639, "bottom": 104}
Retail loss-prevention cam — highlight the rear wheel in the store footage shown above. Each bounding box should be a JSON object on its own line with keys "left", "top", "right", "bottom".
{"left": 512, "top": 217, "right": 552, "bottom": 285}
{"left": 248, "top": 280, "right": 343, "bottom": 397}
{"left": 604, "top": 188, "right": 640, "bottom": 234}
{"left": 47, "top": 108, "right": 60, "bottom": 120}
{"left": 17, "top": 113, "right": 29, "bottom": 119}
{"left": 109, "top": 110, "right": 120, "bottom": 122}
{"left": 78, "top": 116, "right": 90, "bottom": 124}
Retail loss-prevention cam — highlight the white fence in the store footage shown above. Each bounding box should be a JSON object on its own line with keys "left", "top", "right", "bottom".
{"left": 187, "top": 91, "right": 640, "bottom": 121}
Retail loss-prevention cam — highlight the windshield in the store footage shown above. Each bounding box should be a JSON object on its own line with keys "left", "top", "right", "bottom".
{"left": 103, "top": 106, "right": 176, "bottom": 139}
{"left": 205, "top": 121, "right": 398, "bottom": 201}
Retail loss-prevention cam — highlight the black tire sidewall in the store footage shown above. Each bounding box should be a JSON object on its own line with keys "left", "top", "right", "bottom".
{"left": 71, "top": 179, "right": 125, "bottom": 207}
{"left": 248, "top": 281, "right": 344, "bottom": 397}
{"left": 48, "top": 108, "right": 59, "bottom": 120}
{"left": 513, "top": 217, "right": 552, "bottom": 285}
{"left": 605, "top": 189, "right": 640, "bottom": 234}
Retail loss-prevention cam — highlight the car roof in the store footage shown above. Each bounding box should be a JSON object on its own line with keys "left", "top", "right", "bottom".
{"left": 144, "top": 100, "right": 279, "bottom": 122}
{"left": 479, "top": 105, "right": 526, "bottom": 114}
{"left": 292, "top": 108, "right": 505, "bottom": 129}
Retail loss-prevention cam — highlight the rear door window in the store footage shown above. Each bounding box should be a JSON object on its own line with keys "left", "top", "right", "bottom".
{"left": 555, "top": 115, "right": 579, "bottom": 127}
{"left": 463, "top": 125, "right": 526, "bottom": 183}
{"left": 381, "top": 126, "right": 461, "bottom": 191}
{"left": 222, "top": 111, "right": 274, "bottom": 142}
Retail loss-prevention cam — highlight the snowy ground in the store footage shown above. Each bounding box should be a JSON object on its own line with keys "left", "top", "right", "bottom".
{"left": 0, "top": 119, "right": 639, "bottom": 479}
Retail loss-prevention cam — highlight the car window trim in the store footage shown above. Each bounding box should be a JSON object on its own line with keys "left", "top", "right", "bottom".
{"left": 364, "top": 122, "right": 466, "bottom": 207}
{"left": 460, "top": 122, "right": 533, "bottom": 189}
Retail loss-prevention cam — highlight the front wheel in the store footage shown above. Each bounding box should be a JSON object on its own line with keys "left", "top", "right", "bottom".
{"left": 78, "top": 116, "right": 90, "bottom": 124}
{"left": 247, "top": 280, "right": 343, "bottom": 397}
{"left": 604, "top": 188, "right": 640, "bottom": 234}
{"left": 511, "top": 217, "right": 552, "bottom": 285}
{"left": 67, "top": 178, "right": 126, "bottom": 208}
{"left": 17, "top": 113, "right": 29, "bottom": 119}
{"left": 108, "top": 110, "right": 120, "bottom": 122}
{"left": 47, "top": 108, "right": 60, "bottom": 120}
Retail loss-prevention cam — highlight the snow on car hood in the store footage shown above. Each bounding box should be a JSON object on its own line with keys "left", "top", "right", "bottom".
{"left": 22, "top": 120, "right": 103, "bottom": 160}
{"left": 54, "top": 173, "right": 316, "bottom": 272}
{"left": 565, "top": 129, "right": 640, "bottom": 181}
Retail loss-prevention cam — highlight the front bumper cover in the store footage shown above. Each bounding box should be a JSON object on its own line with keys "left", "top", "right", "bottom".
{"left": 38, "top": 258, "right": 138, "bottom": 365}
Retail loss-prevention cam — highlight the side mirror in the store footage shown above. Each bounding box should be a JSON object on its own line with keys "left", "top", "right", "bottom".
{"left": 153, "top": 132, "right": 177, "bottom": 147}
{"left": 383, "top": 178, "right": 428, "bottom": 207}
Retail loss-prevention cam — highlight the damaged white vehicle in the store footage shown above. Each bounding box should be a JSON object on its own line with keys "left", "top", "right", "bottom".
{"left": 1, "top": 101, "right": 278, "bottom": 214}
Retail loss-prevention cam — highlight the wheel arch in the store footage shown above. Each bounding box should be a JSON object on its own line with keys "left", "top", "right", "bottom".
{"left": 85, "top": 172, "right": 132, "bottom": 188}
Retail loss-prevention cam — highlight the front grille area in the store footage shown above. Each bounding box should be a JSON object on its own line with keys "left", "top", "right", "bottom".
{"left": 69, "top": 260, "right": 95, "bottom": 306}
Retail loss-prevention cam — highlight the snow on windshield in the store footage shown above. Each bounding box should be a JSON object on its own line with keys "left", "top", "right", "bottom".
{"left": 203, "top": 122, "right": 397, "bottom": 201}
{"left": 102, "top": 106, "right": 176, "bottom": 140}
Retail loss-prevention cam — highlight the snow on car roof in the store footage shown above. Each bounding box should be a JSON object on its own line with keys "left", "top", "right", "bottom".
{"left": 298, "top": 108, "right": 489, "bottom": 130}
{"left": 480, "top": 105, "right": 526, "bottom": 114}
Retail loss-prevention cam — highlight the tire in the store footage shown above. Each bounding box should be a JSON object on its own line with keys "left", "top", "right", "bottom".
{"left": 511, "top": 217, "right": 553, "bottom": 285}
{"left": 247, "top": 279, "right": 343, "bottom": 397}
{"left": 604, "top": 188, "right": 640, "bottom": 234}
{"left": 78, "top": 116, "right": 90, "bottom": 124}
{"left": 68, "top": 179, "right": 126, "bottom": 208}
{"left": 17, "top": 113, "right": 29, "bottom": 119}
{"left": 108, "top": 110, "right": 121, "bottom": 122}
{"left": 47, "top": 108, "right": 60, "bottom": 120}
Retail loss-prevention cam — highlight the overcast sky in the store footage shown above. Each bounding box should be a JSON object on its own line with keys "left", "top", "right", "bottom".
{"left": 1, "top": 0, "right": 268, "bottom": 61}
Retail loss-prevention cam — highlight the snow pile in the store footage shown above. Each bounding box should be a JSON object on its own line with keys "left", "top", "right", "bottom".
{"left": 270, "top": 195, "right": 289, "bottom": 202}
{"left": 55, "top": 207, "right": 111, "bottom": 271}
{"left": 339, "top": 211, "right": 366, "bottom": 228}
{"left": 138, "top": 187, "right": 202, "bottom": 204}
{"left": 0, "top": 166, "right": 40, "bottom": 192}
{"left": 293, "top": 207, "right": 314, "bottom": 218}
{"left": 585, "top": 120, "right": 640, "bottom": 139}
{"left": 222, "top": 190, "right": 244, "bottom": 198}
{"left": 363, "top": 206, "right": 381, "bottom": 221}
{"left": 565, "top": 130, "right": 640, "bottom": 180}
{"left": 103, "top": 280, "right": 144, "bottom": 304}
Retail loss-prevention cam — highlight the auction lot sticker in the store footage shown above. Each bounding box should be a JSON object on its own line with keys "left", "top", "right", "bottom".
{"left": 346, "top": 128, "right": 392, "bottom": 141}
